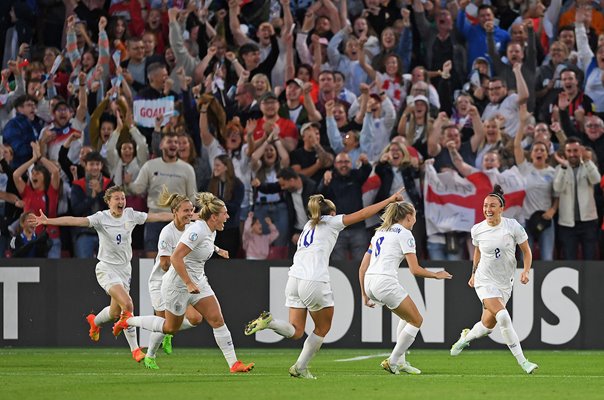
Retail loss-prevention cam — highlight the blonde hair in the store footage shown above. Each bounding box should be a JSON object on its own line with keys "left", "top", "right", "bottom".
{"left": 195, "top": 192, "right": 226, "bottom": 220}
{"left": 380, "top": 141, "right": 412, "bottom": 167}
{"left": 157, "top": 185, "right": 190, "bottom": 212}
{"left": 377, "top": 202, "right": 415, "bottom": 231}
{"left": 103, "top": 186, "right": 124, "bottom": 205}
{"left": 307, "top": 194, "right": 336, "bottom": 228}
{"left": 251, "top": 73, "right": 272, "bottom": 97}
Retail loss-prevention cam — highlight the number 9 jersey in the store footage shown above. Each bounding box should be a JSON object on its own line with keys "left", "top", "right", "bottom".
{"left": 88, "top": 208, "right": 148, "bottom": 267}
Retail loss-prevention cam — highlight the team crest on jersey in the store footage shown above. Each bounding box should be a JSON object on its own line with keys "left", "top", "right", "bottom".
{"left": 189, "top": 232, "right": 198, "bottom": 241}
{"left": 159, "top": 240, "right": 168, "bottom": 249}
{"left": 408, "top": 238, "right": 416, "bottom": 248}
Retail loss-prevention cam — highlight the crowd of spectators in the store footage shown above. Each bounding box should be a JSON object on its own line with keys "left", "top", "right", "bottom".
{"left": 0, "top": 0, "right": 602, "bottom": 261}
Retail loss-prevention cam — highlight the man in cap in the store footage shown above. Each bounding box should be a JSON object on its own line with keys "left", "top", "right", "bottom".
{"left": 253, "top": 91, "right": 299, "bottom": 152}
{"left": 38, "top": 72, "right": 88, "bottom": 164}
{"left": 279, "top": 78, "right": 322, "bottom": 128}
{"left": 290, "top": 121, "right": 334, "bottom": 184}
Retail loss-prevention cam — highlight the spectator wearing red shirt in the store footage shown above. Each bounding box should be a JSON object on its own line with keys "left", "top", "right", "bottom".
{"left": 12, "top": 142, "right": 61, "bottom": 258}
{"left": 253, "top": 92, "right": 299, "bottom": 152}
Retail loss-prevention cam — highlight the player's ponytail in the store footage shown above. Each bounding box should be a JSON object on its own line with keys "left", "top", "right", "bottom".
{"left": 157, "top": 185, "right": 190, "bottom": 212}
{"left": 488, "top": 184, "right": 505, "bottom": 207}
{"left": 378, "top": 201, "right": 415, "bottom": 231}
{"left": 307, "top": 194, "right": 336, "bottom": 228}
{"left": 195, "top": 192, "right": 226, "bottom": 220}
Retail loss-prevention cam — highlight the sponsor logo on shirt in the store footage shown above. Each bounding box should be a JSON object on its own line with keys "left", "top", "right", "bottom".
{"left": 189, "top": 232, "right": 198, "bottom": 241}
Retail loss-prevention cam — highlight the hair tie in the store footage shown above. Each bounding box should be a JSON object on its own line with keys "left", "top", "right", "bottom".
{"left": 490, "top": 192, "right": 505, "bottom": 207}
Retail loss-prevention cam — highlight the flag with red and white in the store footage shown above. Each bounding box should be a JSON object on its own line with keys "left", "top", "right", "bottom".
{"left": 423, "top": 164, "right": 526, "bottom": 236}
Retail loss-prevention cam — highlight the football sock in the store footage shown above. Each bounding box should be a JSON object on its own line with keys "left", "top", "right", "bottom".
{"left": 295, "top": 332, "right": 324, "bottom": 370}
{"left": 147, "top": 332, "right": 165, "bottom": 358}
{"left": 396, "top": 319, "right": 408, "bottom": 364}
{"left": 389, "top": 324, "right": 419, "bottom": 366}
{"left": 496, "top": 309, "right": 527, "bottom": 364}
{"left": 268, "top": 319, "right": 295, "bottom": 338}
{"left": 179, "top": 318, "right": 197, "bottom": 331}
{"left": 127, "top": 316, "right": 165, "bottom": 333}
{"left": 94, "top": 306, "right": 112, "bottom": 326}
{"left": 465, "top": 321, "right": 493, "bottom": 342}
{"left": 123, "top": 325, "right": 139, "bottom": 351}
{"left": 213, "top": 324, "right": 237, "bottom": 368}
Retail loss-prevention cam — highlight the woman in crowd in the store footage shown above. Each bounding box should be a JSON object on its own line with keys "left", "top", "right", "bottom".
{"left": 513, "top": 105, "right": 558, "bottom": 260}
{"left": 374, "top": 140, "right": 425, "bottom": 258}
{"left": 13, "top": 142, "right": 62, "bottom": 258}
{"left": 203, "top": 154, "right": 244, "bottom": 256}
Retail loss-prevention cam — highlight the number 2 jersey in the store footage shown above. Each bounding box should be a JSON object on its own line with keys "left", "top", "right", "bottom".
{"left": 289, "top": 215, "right": 346, "bottom": 283}
{"left": 87, "top": 208, "right": 148, "bottom": 267}
{"left": 366, "top": 223, "right": 416, "bottom": 278}
{"left": 471, "top": 217, "right": 528, "bottom": 291}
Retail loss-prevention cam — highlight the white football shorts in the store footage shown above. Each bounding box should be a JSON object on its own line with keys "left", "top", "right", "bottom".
{"left": 285, "top": 276, "right": 334, "bottom": 312}
{"left": 364, "top": 274, "right": 408, "bottom": 310}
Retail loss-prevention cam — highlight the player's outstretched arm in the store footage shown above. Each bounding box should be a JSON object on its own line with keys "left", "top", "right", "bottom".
{"left": 405, "top": 253, "right": 452, "bottom": 280}
{"left": 35, "top": 210, "right": 89, "bottom": 227}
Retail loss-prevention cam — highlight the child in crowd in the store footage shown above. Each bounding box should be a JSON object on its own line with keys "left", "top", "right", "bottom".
{"left": 242, "top": 212, "right": 279, "bottom": 260}
{"left": 10, "top": 211, "right": 50, "bottom": 257}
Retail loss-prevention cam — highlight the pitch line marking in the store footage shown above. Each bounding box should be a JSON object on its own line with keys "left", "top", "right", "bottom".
{"left": 335, "top": 353, "right": 391, "bottom": 362}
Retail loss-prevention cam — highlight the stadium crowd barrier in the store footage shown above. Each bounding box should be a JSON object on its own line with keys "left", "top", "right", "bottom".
{"left": 1, "top": 259, "right": 603, "bottom": 349}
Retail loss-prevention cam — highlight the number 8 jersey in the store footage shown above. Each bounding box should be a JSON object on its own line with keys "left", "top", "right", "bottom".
{"left": 288, "top": 215, "right": 346, "bottom": 283}
{"left": 366, "top": 224, "right": 416, "bottom": 278}
{"left": 471, "top": 217, "right": 528, "bottom": 291}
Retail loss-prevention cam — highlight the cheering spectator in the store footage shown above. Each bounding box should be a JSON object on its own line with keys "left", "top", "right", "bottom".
{"left": 242, "top": 211, "right": 279, "bottom": 260}
{"left": 553, "top": 137, "right": 601, "bottom": 260}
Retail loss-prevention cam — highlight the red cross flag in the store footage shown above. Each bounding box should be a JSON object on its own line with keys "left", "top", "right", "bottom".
{"left": 423, "top": 164, "right": 526, "bottom": 236}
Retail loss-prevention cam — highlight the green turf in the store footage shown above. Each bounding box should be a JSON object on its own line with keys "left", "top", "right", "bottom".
{"left": 1, "top": 348, "right": 603, "bottom": 400}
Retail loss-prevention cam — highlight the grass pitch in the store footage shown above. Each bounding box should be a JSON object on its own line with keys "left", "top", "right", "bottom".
{"left": 1, "top": 348, "right": 602, "bottom": 400}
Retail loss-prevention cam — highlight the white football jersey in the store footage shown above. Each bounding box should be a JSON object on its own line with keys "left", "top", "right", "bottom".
{"left": 87, "top": 208, "right": 148, "bottom": 266}
{"left": 176, "top": 220, "right": 216, "bottom": 282}
{"left": 149, "top": 221, "right": 192, "bottom": 285}
{"left": 366, "top": 224, "right": 416, "bottom": 278}
{"left": 471, "top": 217, "right": 528, "bottom": 290}
{"left": 289, "top": 215, "right": 346, "bottom": 283}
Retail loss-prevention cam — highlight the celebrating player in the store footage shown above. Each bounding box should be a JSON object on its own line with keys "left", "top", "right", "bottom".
{"left": 143, "top": 187, "right": 206, "bottom": 369}
{"left": 359, "top": 201, "right": 452, "bottom": 375}
{"left": 243, "top": 189, "right": 404, "bottom": 379}
{"left": 34, "top": 186, "right": 172, "bottom": 362}
{"left": 450, "top": 185, "right": 538, "bottom": 374}
{"left": 112, "top": 192, "right": 254, "bottom": 373}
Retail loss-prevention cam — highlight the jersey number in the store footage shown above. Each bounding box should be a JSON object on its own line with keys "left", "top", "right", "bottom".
{"left": 374, "top": 237, "right": 385, "bottom": 257}
{"left": 300, "top": 228, "right": 315, "bottom": 248}
{"left": 494, "top": 248, "right": 501, "bottom": 258}
{"left": 116, "top": 234, "right": 122, "bottom": 245}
